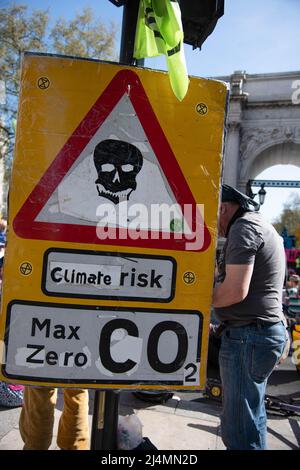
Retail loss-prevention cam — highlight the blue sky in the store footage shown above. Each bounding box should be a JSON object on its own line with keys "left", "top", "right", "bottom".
{"left": 253, "top": 166, "right": 300, "bottom": 223}
{"left": 3, "top": 0, "right": 300, "bottom": 221}
{"left": 5, "top": 0, "right": 300, "bottom": 76}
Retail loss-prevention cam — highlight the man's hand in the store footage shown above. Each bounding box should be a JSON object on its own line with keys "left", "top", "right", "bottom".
{"left": 213, "top": 264, "right": 254, "bottom": 308}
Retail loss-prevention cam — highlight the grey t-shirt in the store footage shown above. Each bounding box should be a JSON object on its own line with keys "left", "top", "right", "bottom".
{"left": 214, "top": 211, "right": 286, "bottom": 326}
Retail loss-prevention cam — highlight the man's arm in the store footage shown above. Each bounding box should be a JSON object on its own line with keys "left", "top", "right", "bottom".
{"left": 212, "top": 264, "right": 254, "bottom": 308}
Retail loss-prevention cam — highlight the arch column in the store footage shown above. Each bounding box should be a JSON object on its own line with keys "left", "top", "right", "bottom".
{"left": 222, "top": 71, "right": 248, "bottom": 189}
{"left": 223, "top": 121, "right": 241, "bottom": 187}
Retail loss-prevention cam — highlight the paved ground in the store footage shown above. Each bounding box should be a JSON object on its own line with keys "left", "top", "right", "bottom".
{"left": 0, "top": 357, "right": 299, "bottom": 450}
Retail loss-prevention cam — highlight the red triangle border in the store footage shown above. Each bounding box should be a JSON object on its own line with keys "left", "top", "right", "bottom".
{"left": 13, "top": 69, "right": 211, "bottom": 252}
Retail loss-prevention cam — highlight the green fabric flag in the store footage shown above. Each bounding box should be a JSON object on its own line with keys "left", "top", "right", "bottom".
{"left": 134, "top": 0, "right": 189, "bottom": 101}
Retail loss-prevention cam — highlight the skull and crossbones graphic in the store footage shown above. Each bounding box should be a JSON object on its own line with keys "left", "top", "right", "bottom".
{"left": 93, "top": 139, "right": 143, "bottom": 204}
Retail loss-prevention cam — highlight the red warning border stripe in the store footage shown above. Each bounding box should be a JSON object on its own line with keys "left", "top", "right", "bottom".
{"left": 13, "top": 69, "right": 210, "bottom": 252}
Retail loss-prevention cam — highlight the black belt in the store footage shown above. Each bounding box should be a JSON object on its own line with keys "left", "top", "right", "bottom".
{"left": 227, "top": 319, "right": 282, "bottom": 328}
{"left": 212, "top": 320, "right": 282, "bottom": 338}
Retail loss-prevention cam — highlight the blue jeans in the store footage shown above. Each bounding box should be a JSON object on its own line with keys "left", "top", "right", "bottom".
{"left": 219, "top": 320, "right": 287, "bottom": 450}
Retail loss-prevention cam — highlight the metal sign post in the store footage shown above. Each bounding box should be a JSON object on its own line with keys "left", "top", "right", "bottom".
{"left": 91, "top": 391, "right": 119, "bottom": 450}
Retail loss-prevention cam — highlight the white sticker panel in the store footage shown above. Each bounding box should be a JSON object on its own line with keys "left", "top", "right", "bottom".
{"left": 3, "top": 302, "right": 202, "bottom": 387}
{"left": 42, "top": 249, "right": 176, "bottom": 302}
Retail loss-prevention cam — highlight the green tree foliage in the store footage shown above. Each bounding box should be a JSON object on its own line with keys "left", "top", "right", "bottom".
{"left": 0, "top": 4, "right": 116, "bottom": 171}
{"left": 0, "top": 5, "right": 49, "bottom": 158}
{"left": 50, "top": 8, "right": 116, "bottom": 59}
{"left": 273, "top": 193, "right": 300, "bottom": 246}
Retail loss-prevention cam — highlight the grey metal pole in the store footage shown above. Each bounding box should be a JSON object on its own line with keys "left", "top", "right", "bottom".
{"left": 90, "top": 391, "right": 105, "bottom": 449}
{"left": 90, "top": 390, "right": 120, "bottom": 450}
{"left": 119, "top": 0, "right": 144, "bottom": 66}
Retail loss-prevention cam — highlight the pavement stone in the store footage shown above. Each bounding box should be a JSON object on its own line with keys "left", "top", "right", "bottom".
{"left": 0, "top": 406, "right": 21, "bottom": 441}
{"left": 0, "top": 391, "right": 299, "bottom": 450}
{"left": 0, "top": 428, "right": 24, "bottom": 450}
{"left": 267, "top": 418, "right": 300, "bottom": 450}
{"left": 134, "top": 409, "right": 220, "bottom": 450}
{"left": 175, "top": 398, "right": 221, "bottom": 423}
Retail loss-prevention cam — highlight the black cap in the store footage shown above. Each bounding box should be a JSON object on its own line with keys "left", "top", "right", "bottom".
{"left": 222, "top": 184, "right": 260, "bottom": 212}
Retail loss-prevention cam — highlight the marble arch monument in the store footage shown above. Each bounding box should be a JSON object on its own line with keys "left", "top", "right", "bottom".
{"left": 218, "top": 70, "right": 300, "bottom": 192}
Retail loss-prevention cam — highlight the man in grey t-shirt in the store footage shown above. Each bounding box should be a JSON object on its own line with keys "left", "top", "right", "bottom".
{"left": 215, "top": 210, "right": 286, "bottom": 326}
{"left": 212, "top": 184, "right": 287, "bottom": 450}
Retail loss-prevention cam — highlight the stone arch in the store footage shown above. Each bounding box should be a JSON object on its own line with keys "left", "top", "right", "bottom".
{"left": 238, "top": 127, "right": 300, "bottom": 190}
{"left": 244, "top": 141, "right": 300, "bottom": 181}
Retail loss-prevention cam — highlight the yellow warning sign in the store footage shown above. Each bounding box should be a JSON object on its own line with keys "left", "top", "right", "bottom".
{"left": 0, "top": 52, "right": 228, "bottom": 389}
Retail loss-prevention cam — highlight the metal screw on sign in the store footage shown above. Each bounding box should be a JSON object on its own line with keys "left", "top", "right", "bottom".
{"left": 20, "top": 262, "right": 33, "bottom": 276}
{"left": 211, "top": 386, "right": 222, "bottom": 397}
{"left": 183, "top": 271, "right": 195, "bottom": 285}
{"left": 196, "top": 103, "right": 208, "bottom": 115}
{"left": 38, "top": 77, "right": 50, "bottom": 90}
